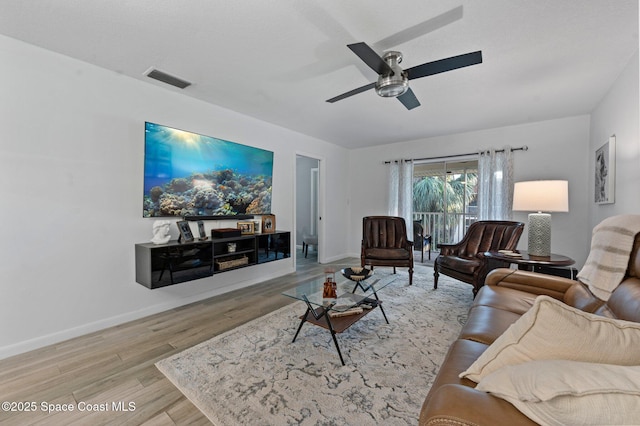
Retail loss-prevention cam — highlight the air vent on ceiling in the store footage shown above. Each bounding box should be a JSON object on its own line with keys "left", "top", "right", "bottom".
{"left": 144, "top": 68, "right": 191, "bottom": 89}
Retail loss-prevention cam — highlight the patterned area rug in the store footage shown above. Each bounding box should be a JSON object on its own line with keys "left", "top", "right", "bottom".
{"left": 156, "top": 266, "right": 472, "bottom": 425}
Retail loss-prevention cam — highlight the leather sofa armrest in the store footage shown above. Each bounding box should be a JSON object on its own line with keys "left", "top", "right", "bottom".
{"left": 485, "top": 268, "right": 576, "bottom": 300}
{"left": 420, "top": 384, "right": 537, "bottom": 426}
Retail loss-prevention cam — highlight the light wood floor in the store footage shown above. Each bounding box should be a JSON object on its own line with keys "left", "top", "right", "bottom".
{"left": 0, "top": 254, "right": 361, "bottom": 425}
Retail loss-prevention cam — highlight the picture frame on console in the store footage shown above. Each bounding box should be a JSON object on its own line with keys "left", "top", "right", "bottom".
{"left": 595, "top": 135, "right": 615, "bottom": 204}
{"left": 176, "top": 220, "right": 195, "bottom": 242}
{"left": 237, "top": 221, "right": 255, "bottom": 235}
{"left": 262, "top": 215, "right": 276, "bottom": 234}
{"left": 197, "top": 221, "right": 208, "bottom": 241}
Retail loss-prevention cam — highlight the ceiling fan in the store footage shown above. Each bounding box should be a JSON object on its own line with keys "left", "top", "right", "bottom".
{"left": 326, "top": 42, "right": 482, "bottom": 110}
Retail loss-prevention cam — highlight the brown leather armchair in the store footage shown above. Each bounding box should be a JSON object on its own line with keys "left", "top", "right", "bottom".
{"left": 433, "top": 220, "right": 524, "bottom": 296}
{"left": 361, "top": 216, "right": 414, "bottom": 285}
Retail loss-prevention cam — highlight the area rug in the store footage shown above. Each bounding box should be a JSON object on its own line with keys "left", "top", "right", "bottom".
{"left": 156, "top": 266, "right": 472, "bottom": 425}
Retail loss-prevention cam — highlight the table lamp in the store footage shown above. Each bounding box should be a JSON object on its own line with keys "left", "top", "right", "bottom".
{"left": 512, "top": 180, "right": 569, "bottom": 257}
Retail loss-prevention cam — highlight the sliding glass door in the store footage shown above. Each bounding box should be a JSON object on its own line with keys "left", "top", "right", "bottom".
{"left": 413, "top": 160, "right": 478, "bottom": 249}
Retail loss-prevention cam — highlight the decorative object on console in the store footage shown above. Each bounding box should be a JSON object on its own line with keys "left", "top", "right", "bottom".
{"left": 197, "top": 221, "right": 208, "bottom": 241}
{"left": 262, "top": 214, "right": 276, "bottom": 234}
{"left": 595, "top": 135, "right": 615, "bottom": 204}
{"left": 176, "top": 220, "right": 194, "bottom": 243}
{"left": 513, "top": 180, "right": 568, "bottom": 257}
{"left": 151, "top": 220, "right": 171, "bottom": 245}
{"left": 237, "top": 221, "right": 255, "bottom": 235}
{"left": 143, "top": 121, "right": 274, "bottom": 218}
{"left": 216, "top": 255, "right": 249, "bottom": 271}
{"left": 211, "top": 228, "right": 241, "bottom": 238}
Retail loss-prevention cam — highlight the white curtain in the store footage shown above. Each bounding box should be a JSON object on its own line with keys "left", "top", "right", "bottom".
{"left": 477, "top": 146, "right": 514, "bottom": 220}
{"left": 387, "top": 160, "right": 414, "bottom": 238}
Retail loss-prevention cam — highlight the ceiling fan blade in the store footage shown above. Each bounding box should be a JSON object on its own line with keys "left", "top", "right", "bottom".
{"left": 405, "top": 51, "right": 483, "bottom": 80}
{"left": 347, "top": 42, "right": 393, "bottom": 75}
{"left": 375, "top": 6, "right": 463, "bottom": 51}
{"left": 397, "top": 88, "right": 421, "bottom": 110}
{"left": 326, "top": 82, "right": 376, "bottom": 103}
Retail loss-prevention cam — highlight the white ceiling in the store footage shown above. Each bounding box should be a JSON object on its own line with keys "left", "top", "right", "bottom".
{"left": 1, "top": 1, "right": 637, "bottom": 149}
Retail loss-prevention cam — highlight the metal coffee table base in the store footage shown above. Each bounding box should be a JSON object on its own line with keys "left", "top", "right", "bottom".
{"left": 291, "top": 284, "right": 388, "bottom": 366}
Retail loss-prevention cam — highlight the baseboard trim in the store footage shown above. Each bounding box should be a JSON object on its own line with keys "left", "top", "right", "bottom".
{"left": 0, "top": 265, "right": 295, "bottom": 360}
{"left": 321, "top": 253, "right": 357, "bottom": 263}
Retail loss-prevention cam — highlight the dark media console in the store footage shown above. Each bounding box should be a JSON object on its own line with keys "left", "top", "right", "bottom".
{"left": 183, "top": 215, "right": 255, "bottom": 221}
{"left": 135, "top": 231, "right": 290, "bottom": 289}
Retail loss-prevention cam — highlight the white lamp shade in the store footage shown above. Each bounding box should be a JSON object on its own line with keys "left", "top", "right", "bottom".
{"left": 513, "top": 180, "right": 569, "bottom": 212}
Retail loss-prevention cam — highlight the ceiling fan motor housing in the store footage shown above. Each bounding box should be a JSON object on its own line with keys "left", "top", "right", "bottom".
{"left": 375, "top": 51, "right": 408, "bottom": 97}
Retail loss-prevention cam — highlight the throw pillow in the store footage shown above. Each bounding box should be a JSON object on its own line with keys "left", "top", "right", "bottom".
{"left": 459, "top": 295, "right": 640, "bottom": 383}
{"left": 475, "top": 360, "right": 640, "bottom": 426}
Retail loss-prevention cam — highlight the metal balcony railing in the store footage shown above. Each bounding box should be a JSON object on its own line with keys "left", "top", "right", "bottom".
{"left": 413, "top": 212, "right": 478, "bottom": 251}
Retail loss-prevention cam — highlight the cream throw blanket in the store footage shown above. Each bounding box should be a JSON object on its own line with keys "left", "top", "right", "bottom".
{"left": 577, "top": 214, "right": 640, "bottom": 301}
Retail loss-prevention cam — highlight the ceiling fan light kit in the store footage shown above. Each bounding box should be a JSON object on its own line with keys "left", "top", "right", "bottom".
{"left": 375, "top": 51, "right": 408, "bottom": 97}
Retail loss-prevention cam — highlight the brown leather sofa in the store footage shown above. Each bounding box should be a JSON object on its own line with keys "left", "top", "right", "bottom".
{"left": 420, "top": 233, "right": 640, "bottom": 426}
{"left": 434, "top": 220, "right": 524, "bottom": 296}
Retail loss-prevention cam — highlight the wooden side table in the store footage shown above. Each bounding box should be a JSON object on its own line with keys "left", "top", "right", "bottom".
{"left": 484, "top": 250, "right": 575, "bottom": 274}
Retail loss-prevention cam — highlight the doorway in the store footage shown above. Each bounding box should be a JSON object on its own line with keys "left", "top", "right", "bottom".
{"left": 296, "top": 155, "right": 320, "bottom": 268}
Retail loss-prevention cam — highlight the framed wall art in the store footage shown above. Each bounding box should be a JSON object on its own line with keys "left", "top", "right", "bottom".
{"left": 595, "top": 135, "right": 615, "bottom": 204}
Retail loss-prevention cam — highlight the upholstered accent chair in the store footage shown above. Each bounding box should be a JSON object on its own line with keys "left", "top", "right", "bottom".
{"left": 434, "top": 220, "right": 524, "bottom": 296}
{"left": 361, "top": 216, "right": 414, "bottom": 285}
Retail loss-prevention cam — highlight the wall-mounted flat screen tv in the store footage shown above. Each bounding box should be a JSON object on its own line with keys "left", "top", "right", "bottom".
{"left": 143, "top": 122, "right": 273, "bottom": 218}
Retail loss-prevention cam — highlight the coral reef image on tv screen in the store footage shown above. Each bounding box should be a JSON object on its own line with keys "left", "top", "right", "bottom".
{"left": 143, "top": 122, "right": 273, "bottom": 217}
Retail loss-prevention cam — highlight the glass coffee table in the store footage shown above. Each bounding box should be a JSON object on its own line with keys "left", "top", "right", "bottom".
{"left": 282, "top": 268, "right": 392, "bottom": 365}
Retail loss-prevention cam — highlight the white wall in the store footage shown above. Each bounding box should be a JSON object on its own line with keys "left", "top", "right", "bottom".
{"left": 0, "top": 35, "right": 350, "bottom": 358}
{"left": 348, "top": 116, "right": 592, "bottom": 267}
{"left": 589, "top": 51, "right": 640, "bottom": 228}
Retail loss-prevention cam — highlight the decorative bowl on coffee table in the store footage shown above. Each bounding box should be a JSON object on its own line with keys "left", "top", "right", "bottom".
{"left": 341, "top": 267, "right": 373, "bottom": 282}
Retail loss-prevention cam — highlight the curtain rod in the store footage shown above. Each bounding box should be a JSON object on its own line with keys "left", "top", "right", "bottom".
{"left": 384, "top": 145, "right": 528, "bottom": 164}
